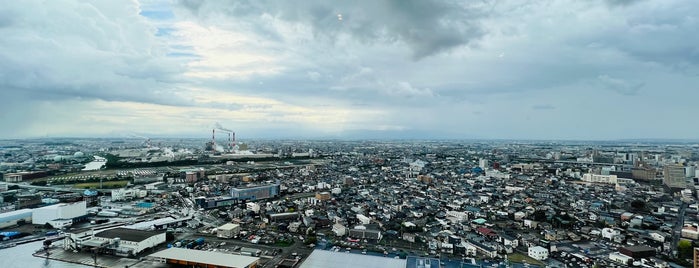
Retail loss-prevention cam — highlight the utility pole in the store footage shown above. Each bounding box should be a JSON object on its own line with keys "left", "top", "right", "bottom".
{"left": 93, "top": 248, "right": 98, "bottom": 267}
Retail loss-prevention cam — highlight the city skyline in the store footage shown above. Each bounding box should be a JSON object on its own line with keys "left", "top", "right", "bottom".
{"left": 1, "top": 0, "right": 697, "bottom": 140}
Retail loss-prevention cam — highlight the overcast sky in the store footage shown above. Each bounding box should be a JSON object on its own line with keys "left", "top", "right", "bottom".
{"left": 1, "top": 0, "right": 697, "bottom": 140}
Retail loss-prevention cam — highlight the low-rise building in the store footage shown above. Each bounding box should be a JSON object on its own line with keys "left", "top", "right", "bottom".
{"left": 217, "top": 223, "right": 240, "bottom": 239}
{"left": 528, "top": 246, "right": 549, "bottom": 260}
{"left": 332, "top": 223, "right": 347, "bottom": 236}
{"left": 83, "top": 227, "right": 166, "bottom": 257}
{"left": 681, "top": 224, "right": 699, "bottom": 240}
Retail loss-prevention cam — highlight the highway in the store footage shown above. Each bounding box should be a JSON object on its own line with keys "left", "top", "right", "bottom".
{"left": 1, "top": 182, "right": 85, "bottom": 193}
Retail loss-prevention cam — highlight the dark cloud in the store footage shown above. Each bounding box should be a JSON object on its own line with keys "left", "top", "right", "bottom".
{"left": 176, "top": 0, "right": 486, "bottom": 60}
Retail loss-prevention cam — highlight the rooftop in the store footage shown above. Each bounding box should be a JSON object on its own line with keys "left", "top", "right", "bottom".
{"left": 218, "top": 223, "right": 240, "bottom": 230}
{"left": 149, "top": 247, "right": 259, "bottom": 268}
{"left": 94, "top": 227, "right": 163, "bottom": 242}
{"left": 299, "top": 250, "right": 406, "bottom": 268}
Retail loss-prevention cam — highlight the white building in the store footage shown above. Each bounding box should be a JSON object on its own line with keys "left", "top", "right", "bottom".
{"left": 609, "top": 252, "right": 633, "bottom": 265}
{"left": 681, "top": 224, "right": 699, "bottom": 240}
{"left": 357, "top": 214, "right": 371, "bottom": 225}
{"left": 32, "top": 201, "right": 86, "bottom": 225}
{"left": 602, "top": 228, "right": 621, "bottom": 240}
{"left": 332, "top": 223, "right": 347, "bottom": 236}
{"left": 528, "top": 246, "right": 549, "bottom": 260}
{"left": 601, "top": 166, "right": 616, "bottom": 175}
{"left": 246, "top": 202, "right": 260, "bottom": 213}
{"left": 111, "top": 189, "right": 147, "bottom": 201}
{"left": 582, "top": 174, "right": 618, "bottom": 184}
{"left": 478, "top": 159, "right": 489, "bottom": 170}
{"left": 649, "top": 232, "right": 666, "bottom": 242}
{"left": 85, "top": 227, "right": 166, "bottom": 257}
{"left": 216, "top": 223, "right": 240, "bottom": 239}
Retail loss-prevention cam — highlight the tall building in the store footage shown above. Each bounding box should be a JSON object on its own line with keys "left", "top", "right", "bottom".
{"left": 632, "top": 166, "right": 656, "bottom": 181}
{"left": 230, "top": 182, "right": 280, "bottom": 201}
{"left": 664, "top": 165, "right": 687, "bottom": 188}
{"left": 479, "top": 159, "right": 489, "bottom": 170}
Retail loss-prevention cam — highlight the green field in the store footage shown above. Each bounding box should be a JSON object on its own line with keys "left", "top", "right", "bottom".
{"left": 507, "top": 253, "right": 545, "bottom": 266}
{"left": 74, "top": 180, "right": 129, "bottom": 189}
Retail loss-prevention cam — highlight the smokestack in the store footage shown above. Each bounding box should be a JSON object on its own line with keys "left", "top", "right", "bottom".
{"left": 212, "top": 129, "right": 215, "bottom": 142}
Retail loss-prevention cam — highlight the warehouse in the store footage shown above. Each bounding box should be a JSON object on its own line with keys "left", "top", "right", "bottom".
{"left": 149, "top": 247, "right": 259, "bottom": 268}
{"left": 0, "top": 209, "right": 32, "bottom": 229}
{"left": 32, "top": 201, "right": 86, "bottom": 226}
{"left": 619, "top": 245, "right": 656, "bottom": 259}
{"left": 83, "top": 227, "right": 166, "bottom": 257}
{"left": 299, "top": 250, "right": 406, "bottom": 268}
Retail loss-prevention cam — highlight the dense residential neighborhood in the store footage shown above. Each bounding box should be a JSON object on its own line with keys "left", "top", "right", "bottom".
{"left": 1, "top": 139, "right": 699, "bottom": 267}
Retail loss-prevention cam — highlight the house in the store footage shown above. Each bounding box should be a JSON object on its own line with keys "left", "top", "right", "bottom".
{"left": 403, "top": 233, "right": 416, "bottom": 243}
{"left": 465, "top": 240, "right": 497, "bottom": 258}
{"left": 498, "top": 233, "right": 519, "bottom": 248}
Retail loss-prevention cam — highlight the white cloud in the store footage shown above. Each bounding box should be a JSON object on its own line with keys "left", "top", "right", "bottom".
{"left": 1, "top": 0, "right": 699, "bottom": 139}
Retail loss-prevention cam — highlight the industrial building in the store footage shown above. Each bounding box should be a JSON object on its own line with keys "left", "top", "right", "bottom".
{"left": 268, "top": 212, "right": 300, "bottom": 222}
{"left": 124, "top": 216, "right": 192, "bottom": 231}
{"left": 195, "top": 196, "right": 242, "bottom": 210}
{"left": 618, "top": 245, "right": 656, "bottom": 259}
{"left": 149, "top": 247, "right": 259, "bottom": 268}
{"left": 0, "top": 209, "right": 32, "bottom": 228}
{"left": 32, "top": 201, "right": 87, "bottom": 228}
{"left": 217, "top": 223, "right": 240, "bottom": 238}
{"left": 230, "top": 183, "right": 280, "bottom": 201}
{"left": 299, "top": 250, "right": 406, "bottom": 268}
{"left": 81, "top": 227, "right": 166, "bottom": 257}
{"left": 111, "top": 188, "right": 147, "bottom": 201}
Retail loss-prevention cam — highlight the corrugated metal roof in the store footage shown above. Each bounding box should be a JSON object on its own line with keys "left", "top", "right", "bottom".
{"left": 299, "top": 250, "right": 406, "bottom": 268}
{"left": 149, "top": 248, "right": 259, "bottom": 268}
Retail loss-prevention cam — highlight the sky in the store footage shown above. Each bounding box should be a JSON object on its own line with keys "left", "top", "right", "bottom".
{"left": 0, "top": 0, "right": 697, "bottom": 140}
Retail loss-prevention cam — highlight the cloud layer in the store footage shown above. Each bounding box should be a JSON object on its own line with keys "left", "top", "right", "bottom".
{"left": 0, "top": 0, "right": 697, "bottom": 140}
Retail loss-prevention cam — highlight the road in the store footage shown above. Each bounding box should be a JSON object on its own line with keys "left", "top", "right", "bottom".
{"left": 670, "top": 202, "right": 687, "bottom": 256}
{"left": 1, "top": 182, "right": 85, "bottom": 193}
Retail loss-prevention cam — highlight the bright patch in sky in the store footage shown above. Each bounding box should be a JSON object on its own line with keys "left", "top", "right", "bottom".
{"left": 0, "top": 0, "right": 697, "bottom": 140}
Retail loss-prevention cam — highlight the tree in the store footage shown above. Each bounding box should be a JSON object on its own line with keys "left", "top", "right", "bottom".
{"left": 630, "top": 200, "right": 646, "bottom": 211}
{"left": 532, "top": 210, "right": 547, "bottom": 222}
{"left": 678, "top": 239, "right": 693, "bottom": 259}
